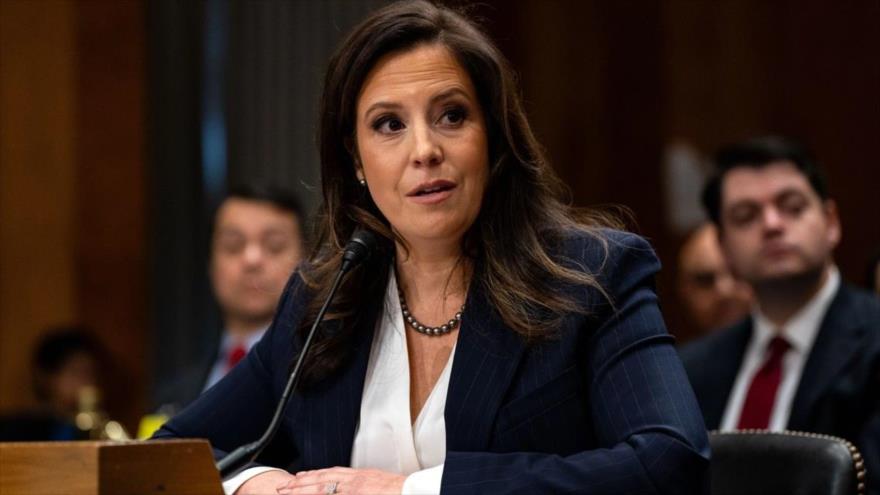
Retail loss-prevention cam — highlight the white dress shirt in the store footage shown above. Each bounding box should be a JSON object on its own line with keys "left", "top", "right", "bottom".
{"left": 720, "top": 266, "right": 840, "bottom": 431}
{"left": 224, "top": 272, "right": 450, "bottom": 495}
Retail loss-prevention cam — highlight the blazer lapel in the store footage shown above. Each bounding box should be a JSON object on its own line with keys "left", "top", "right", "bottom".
{"left": 291, "top": 321, "right": 375, "bottom": 469}
{"left": 445, "top": 280, "right": 527, "bottom": 452}
{"left": 703, "top": 322, "right": 751, "bottom": 429}
{"left": 788, "top": 285, "right": 866, "bottom": 430}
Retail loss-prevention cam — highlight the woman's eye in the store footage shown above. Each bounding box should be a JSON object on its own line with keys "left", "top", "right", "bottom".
{"left": 372, "top": 116, "right": 405, "bottom": 134}
{"left": 439, "top": 107, "right": 467, "bottom": 126}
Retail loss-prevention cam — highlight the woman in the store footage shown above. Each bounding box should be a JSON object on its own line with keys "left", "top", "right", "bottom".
{"left": 154, "top": 1, "right": 709, "bottom": 494}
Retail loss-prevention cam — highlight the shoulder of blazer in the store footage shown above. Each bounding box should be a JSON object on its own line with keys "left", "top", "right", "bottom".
{"left": 806, "top": 282, "right": 880, "bottom": 358}
{"left": 548, "top": 228, "right": 661, "bottom": 311}
{"left": 553, "top": 228, "right": 657, "bottom": 268}
{"left": 835, "top": 283, "right": 880, "bottom": 331}
{"left": 787, "top": 283, "right": 880, "bottom": 430}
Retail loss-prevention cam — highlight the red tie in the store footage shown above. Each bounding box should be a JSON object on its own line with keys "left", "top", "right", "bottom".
{"left": 738, "top": 336, "right": 790, "bottom": 429}
{"left": 226, "top": 344, "right": 247, "bottom": 372}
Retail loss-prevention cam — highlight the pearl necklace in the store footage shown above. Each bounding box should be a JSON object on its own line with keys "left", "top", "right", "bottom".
{"left": 398, "top": 290, "right": 465, "bottom": 336}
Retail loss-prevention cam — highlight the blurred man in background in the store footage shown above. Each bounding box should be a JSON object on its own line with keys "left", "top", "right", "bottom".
{"left": 155, "top": 184, "right": 305, "bottom": 412}
{"left": 677, "top": 222, "right": 753, "bottom": 339}
{"left": 680, "top": 136, "right": 880, "bottom": 493}
{"left": 0, "top": 327, "right": 104, "bottom": 440}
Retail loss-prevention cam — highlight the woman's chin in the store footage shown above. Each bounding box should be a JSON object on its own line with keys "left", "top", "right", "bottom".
{"left": 395, "top": 223, "right": 471, "bottom": 248}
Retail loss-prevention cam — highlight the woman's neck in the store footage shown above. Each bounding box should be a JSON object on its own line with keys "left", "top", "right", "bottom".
{"left": 394, "top": 240, "right": 470, "bottom": 314}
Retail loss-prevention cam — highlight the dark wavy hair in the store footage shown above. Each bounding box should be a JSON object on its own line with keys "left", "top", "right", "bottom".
{"left": 209, "top": 182, "right": 307, "bottom": 250}
{"left": 296, "top": 0, "right": 613, "bottom": 384}
{"left": 702, "top": 136, "right": 829, "bottom": 227}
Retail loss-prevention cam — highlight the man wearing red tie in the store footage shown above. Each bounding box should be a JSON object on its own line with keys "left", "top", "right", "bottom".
{"left": 155, "top": 184, "right": 304, "bottom": 412}
{"left": 679, "top": 137, "right": 880, "bottom": 493}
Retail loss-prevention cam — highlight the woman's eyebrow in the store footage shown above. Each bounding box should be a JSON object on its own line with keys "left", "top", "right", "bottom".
{"left": 363, "top": 101, "right": 402, "bottom": 119}
{"left": 362, "top": 87, "right": 471, "bottom": 119}
{"left": 430, "top": 87, "right": 470, "bottom": 105}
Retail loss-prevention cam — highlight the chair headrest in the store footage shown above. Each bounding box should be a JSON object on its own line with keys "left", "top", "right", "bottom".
{"left": 709, "top": 430, "right": 866, "bottom": 495}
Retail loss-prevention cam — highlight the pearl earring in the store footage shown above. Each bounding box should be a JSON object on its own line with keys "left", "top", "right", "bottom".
{"left": 358, "top": 178, "right": 366, "bottom": 187}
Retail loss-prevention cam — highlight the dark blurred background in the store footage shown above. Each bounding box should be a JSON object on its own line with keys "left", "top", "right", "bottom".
{"left": 2, "top": 0, "right": 878, "bottom": 431}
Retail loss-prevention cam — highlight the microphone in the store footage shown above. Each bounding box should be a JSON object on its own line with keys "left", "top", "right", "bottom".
{"left": 341, "top": 227, "right": 378, "bottom": 273}
{"left": 216, "top": 228, "right": 378, "bottom": 477}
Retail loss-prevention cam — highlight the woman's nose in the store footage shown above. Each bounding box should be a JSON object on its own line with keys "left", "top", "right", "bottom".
{"left": 410, "top": 123, "right": 443, "bottom": 166}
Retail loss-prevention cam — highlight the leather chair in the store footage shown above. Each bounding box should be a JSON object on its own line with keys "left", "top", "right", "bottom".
{"left": 709, "top": 430, "right": 867, "bottom": 495}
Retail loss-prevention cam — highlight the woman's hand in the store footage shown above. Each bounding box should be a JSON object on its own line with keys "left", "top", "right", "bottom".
{"left": 234, "top": 470, "right": 297, "bottom": 494}
{"left": 275, "top": 467, "right": 406, "bottom": 495}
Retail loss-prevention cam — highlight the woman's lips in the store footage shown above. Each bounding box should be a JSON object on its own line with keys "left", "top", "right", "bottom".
{"left": 406, "top": 180, "right": 457, "bottom": 204}
{"left": 408, "top": 186, "right": 456, "bottom": 204}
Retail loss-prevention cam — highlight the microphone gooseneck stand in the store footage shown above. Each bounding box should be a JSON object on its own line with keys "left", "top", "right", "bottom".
{"left": 216, "top": 229, "right": 377, "bottom": 478}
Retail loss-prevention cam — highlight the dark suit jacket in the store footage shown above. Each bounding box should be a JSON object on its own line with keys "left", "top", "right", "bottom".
{"left": 679, "top": 283, "right": 880, "bottom": 494}
{"left": 155, "top": 231, "right": 709, "bottom": 494}
{"left": 152, "top": 351, "right": 216, "bottom": 413}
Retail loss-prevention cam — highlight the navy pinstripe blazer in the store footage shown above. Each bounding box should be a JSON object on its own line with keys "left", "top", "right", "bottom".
{"left": 155, "top": 230, "right": 710, "bottom": 494}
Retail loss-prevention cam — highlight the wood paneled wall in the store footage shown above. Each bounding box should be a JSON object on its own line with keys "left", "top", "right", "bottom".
{"left": 74, "top": 0, "right": 148, "bottom": 429}
{"left": 0, "top": 0, "right": 146, "bottom": 429}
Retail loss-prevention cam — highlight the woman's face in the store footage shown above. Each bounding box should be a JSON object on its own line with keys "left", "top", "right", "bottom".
{"left": 355, "top": 43, "right": 489, "bottom": 249}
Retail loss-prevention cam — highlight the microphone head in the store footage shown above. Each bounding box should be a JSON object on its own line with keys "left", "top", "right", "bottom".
{"left": 341, "top": 228, "right": 378, "bottom": 270}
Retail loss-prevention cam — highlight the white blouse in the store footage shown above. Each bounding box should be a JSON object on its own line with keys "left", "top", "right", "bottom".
{"left": 224, "top": 272, "right": 450, "bottom": 495}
